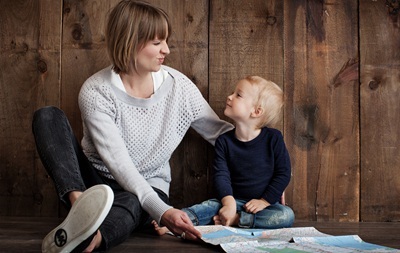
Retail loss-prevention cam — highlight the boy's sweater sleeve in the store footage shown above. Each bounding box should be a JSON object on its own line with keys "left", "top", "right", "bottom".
{"left": 262, "top": 132, "right": 291, "bottom": 204}
{"left": 212, "top": 137, "right": 233, "bottom": 200}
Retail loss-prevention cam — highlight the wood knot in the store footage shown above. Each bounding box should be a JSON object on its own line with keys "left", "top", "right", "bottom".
{"left": 72, "top": 23, "right": 84, "bottom": 41}
{"left": 186, "top": 14, "right": 194, "bottom": 23}
{"left": 266, "top": 16, "right": 277, "bottom": 25}
{"left": 368, "top": 80, "right": 380, "bottom": 90}
{"left": 37, "top": 59, "right": 47, "bottom": 73}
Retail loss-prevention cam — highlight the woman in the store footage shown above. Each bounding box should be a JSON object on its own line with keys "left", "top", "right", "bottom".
{"left": 33, "top": 0, "right": 232, "bottom": 252}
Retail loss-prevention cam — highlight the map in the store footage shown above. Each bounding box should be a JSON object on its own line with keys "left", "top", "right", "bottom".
{"left": 193, "top": 226, "right": 399, "bottom": 253}
{"left": 197, "top": 226, "right": 328, "bottom": 245}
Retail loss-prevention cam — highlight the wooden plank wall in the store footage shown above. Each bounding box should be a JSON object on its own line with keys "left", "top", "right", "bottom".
{"left": 284, "top": 1, "right": 360, "bottom": 222}
{"left": 359, "top": 0, "right": 400, "bottom": 222}
{"left": 0, "top": 0, "right": 399, "bottom": 222}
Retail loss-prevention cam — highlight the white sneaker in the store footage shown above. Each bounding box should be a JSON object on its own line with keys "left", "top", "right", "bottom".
{"left": 42, "top": 184, "right": 114, "bottom": 253}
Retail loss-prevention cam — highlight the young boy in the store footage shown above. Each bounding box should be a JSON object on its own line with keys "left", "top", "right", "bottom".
{"left": 154, "top": 76, "right": 294, "bottom": 237}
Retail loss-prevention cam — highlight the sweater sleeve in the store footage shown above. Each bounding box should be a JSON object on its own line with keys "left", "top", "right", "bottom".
{"left": 185, "top": 83, "right": 233, "bottom": 145}
{"left": 192, "top": 103, "right": 234, "bottom": 146}
{"left": 212, "top": 136, "right": 233, "bottom": 200}
{"left": 161, "top": 65, "right": 233, "bottom": 144}
{"left": 79, "top": 81, "right": 172, "bottom": 223}
{"left": 262, "top": 131, "right": 291, "bottom": 204}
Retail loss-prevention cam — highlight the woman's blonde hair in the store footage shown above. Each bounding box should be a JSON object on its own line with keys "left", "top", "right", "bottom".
{"left": 106, "top": 0, "right": 171, "bottom": 74}
{"left": 245, "top": 76, "right": 283, "bottom": 128}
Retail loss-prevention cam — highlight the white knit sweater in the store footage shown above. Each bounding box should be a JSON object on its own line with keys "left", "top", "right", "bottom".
{"left": 78, "top": 65, "right": 233, "bottom": 223}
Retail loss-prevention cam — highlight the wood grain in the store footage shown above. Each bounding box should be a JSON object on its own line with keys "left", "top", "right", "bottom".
{"left": 0, "top": 0, "right": 62, "bottom": 216}
{"left": 209, "top": 0, "right": 284, "bottom": 123}
{"left": 283, "top": 0, "right": 360, "bottom": 221}
{"left": 359, "top": 0, "right": 400, "bottom": 222}
{"left": 0, "top": 0, "right": 399, "bottom": 222}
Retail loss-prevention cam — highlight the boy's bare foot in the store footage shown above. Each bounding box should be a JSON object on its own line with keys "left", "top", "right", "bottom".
{"left": 213, "top": 215, "right": 222, "bottom": 225}
{"left": 213, "top": 214, "right": 240, "bottom": 226}
{"left": 152, "top": 220, "right": 202, "bottom": 242}
{"left": 151, "top": 220, "right": 170, "bottom": 236}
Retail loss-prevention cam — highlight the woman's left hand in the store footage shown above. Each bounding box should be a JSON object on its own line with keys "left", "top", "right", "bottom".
{"left": 161, "top": 208, "right": 202, "bottom": 240}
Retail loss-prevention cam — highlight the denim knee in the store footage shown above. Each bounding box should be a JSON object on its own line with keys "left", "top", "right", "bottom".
{"left": 281, "top": 205, "right": 295, "bottom": 227}
{"left": 33, "top": 106, "right": 65, "bottom": 128}
{"left": 183, "top": 199, "right": 221, "bottom": 226}
{"left": 100, "top": 191, "right": 143, "bottom": 250}
{"left": 238, "top": 204, "right": 295, "bottom": 229}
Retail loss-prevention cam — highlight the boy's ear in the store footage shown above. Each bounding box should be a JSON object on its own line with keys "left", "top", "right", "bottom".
{"left": 251, "top": 106, "right": 264, "bottom": 118}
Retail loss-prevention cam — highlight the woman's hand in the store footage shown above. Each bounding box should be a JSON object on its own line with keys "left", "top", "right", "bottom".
{"left": 160, "top": 208, "right": 201, "bottom": 240}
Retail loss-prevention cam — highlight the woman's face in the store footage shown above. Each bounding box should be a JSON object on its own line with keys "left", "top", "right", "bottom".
{"left": 135, "top": 37, "right": 170, "bottom": 74}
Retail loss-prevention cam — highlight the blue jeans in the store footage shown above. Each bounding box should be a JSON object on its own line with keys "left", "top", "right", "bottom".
{"left": 183, "top": 198, "right": 294, "bottom": 229}
{"left": 32, "top": 106, "right": 169, "bottom": 251}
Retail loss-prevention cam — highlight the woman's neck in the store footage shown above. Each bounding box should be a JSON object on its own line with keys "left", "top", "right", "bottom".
{"left": 120, "top": 71, "right": 154, "bottom": 98}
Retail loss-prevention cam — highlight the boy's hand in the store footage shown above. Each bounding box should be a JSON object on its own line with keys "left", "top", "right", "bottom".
{"left": 216, "top": 195, "right": 237, "bottom": 226}
{"left": 244, "top": 198, "right": 270, "bottom": 214}
{"left": 218, "top": 205, "right": 237, "bottom": 226}
{"left": 280, "top": 192, "right": 286, "bottom": 205}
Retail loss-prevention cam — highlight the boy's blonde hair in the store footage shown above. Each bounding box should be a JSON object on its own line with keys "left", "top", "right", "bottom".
{"left": 245, "top": 76, "right": 283, "bottom": 128}
{"left": 106, "top": 0, "right": 171, "bottom": 74}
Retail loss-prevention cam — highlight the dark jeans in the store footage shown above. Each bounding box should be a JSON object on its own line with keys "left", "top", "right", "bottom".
{"left": 32, "top": 106, "right": 169, "bottom": 251}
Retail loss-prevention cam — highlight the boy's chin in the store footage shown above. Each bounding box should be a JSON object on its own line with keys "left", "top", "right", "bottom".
{"left": 223, "top": 110, "right": 233, "bottom": 120}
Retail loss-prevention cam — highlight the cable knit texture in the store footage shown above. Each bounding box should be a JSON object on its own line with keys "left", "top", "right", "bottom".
{"left": 78, "top": 65, "right": 233, "bottom": 223}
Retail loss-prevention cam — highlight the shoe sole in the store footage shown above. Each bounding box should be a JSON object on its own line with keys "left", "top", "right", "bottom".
{"left": 42, "top": 184, "right": 114, "bottom": 253}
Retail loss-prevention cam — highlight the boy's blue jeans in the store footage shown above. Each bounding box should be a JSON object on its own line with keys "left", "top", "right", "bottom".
{"left": 182, "top": 198, "right": 295, "bottom": 229}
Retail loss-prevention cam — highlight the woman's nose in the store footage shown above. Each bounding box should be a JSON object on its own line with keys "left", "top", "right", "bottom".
{"left": 161, "top": 41, "right": 170, "bottom": 55}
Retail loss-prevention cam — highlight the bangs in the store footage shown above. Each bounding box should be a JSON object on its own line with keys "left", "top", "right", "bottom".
{"left": 106, "top": 0, "right": 171, "bottom": 73}
{"left": 139, "top": 7, "right": 171, "bottom": 43}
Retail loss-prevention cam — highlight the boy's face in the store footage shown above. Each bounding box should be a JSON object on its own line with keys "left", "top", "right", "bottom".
{"left": 224, "top": 79, "right": 258, "bottom": 123}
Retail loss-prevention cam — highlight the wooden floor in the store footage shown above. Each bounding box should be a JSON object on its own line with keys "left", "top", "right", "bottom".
{"left": 1, "top": 217, "right": 399, "bottom": 252}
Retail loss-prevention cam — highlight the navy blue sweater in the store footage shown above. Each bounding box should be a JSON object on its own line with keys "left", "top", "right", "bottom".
{"left": 213, "top": 127, "right": 291, "bottom": 204}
